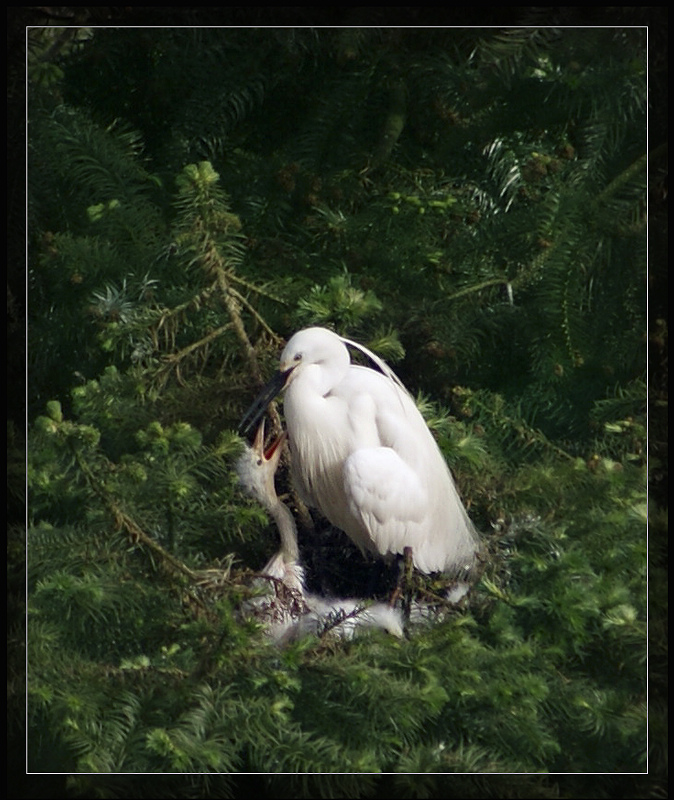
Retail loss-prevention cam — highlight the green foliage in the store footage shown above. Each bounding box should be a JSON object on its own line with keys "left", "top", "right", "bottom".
{"left": 23, "top": 25, "right": 654, "bottom": 796}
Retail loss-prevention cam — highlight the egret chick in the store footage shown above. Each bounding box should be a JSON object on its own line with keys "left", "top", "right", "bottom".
{"left": 240, "top": 327, "right": 480, "bottom": 577}
{"left": 270, "top": 598, "right": 404, "bottom": 645}
{"left": 235, "top": 421, "right": 304, "bottom": 592}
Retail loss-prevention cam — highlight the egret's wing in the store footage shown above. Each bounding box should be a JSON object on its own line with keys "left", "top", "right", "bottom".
{"left": 343, "top": 446, "right": 428, "bottom": 559}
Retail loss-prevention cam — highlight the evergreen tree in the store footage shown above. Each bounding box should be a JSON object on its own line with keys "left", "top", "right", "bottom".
{"left": 17, "top": 18, "right": 663, "bottom": 799}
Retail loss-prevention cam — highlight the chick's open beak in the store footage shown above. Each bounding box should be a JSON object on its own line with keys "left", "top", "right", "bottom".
{"left": 251, "top": 419, "right": 287, "bottom": 466}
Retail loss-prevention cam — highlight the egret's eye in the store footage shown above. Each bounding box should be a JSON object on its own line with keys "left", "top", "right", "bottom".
{"left": 256, "top": 458, "right": 263, "bottom": 466}
{"left": 293, "top": 352, "right": 303, "bottom": 362}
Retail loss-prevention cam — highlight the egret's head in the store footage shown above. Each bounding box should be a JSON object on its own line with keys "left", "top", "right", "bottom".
{"left": 279, "top": 327, "right": 344, "bottom": 372}
{"left": 279, "top": 327, "right": 350, "bottom": 394}
{"left": 357, "top": 603, "right": 405, "bottom": 639}
{"left": 239, "top": 328, "right": 349, "bottom": 438}
{"left": 236, "top": 420, "right": 286, "bottom": 508}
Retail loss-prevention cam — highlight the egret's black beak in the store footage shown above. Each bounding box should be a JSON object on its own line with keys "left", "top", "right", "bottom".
{"left": 238, "top": 368, "right": 292, "bottom": 440}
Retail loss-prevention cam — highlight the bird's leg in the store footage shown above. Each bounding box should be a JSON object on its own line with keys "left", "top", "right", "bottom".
{"left": 401, "top": 546, "right": 414, "bottom": 624}
{"left": 388, "top": 559, "right": 404, "bottom": 608}
{"left": 389, "top": 546, "right": 414, "bottom": 624}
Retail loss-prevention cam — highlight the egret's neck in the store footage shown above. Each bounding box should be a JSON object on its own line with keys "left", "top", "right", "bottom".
{"left": 271, "top": 498, "right": 300, "bottom": 563}
{"left": 297, "top": 354, "right": 349, "bottom": 398}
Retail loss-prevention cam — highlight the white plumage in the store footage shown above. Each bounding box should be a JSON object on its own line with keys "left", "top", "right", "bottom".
{"left": 240, "top": 327, "right": 479, "bottom": 576}
{"left": 269, "top": 598, "right": 404, "bottom": 646}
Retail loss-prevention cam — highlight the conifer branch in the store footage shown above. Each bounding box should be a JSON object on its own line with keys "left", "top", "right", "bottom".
{"left": 154, "top": 283, "right": 220, "bottom": 329}
{"left": 466, "top": 392, "right": 576, "bottom": 462}
{"left": 228, "top": 272, "right": 290, "bottom": 307}
{"left": 217, "top": 266, "right": 263, "bottom": 381}
{"left": 592, "top": 151, "right": 648, "bottom": 208}
{"left": 444, "top": 277, "right": 510, "bottom": 302}
{"left": 158, "top": 322, "right": 234, "bottom": 384}
{"left": 228, "top": 286, "right": 283, "bottom": 341}
{"left": 72, "top": 447, "right": 201, "bottom": 584}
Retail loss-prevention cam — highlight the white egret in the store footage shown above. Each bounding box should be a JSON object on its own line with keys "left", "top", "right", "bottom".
{"left": 240, "top": 327, "right": 480, "bottom": 577}
{"left": 235, "top": 421, "right": 404, "bottom": 642}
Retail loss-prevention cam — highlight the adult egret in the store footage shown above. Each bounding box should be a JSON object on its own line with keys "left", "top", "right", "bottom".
{"left": 235, "top": 421, "right": 404, "bottom": 642}
{"left": 240, "top": 327, "right": 480, "bottom": 577}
